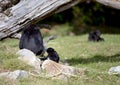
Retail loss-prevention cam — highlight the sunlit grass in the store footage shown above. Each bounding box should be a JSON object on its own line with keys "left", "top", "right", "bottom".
{"left": 0, "top": 34, "right": 120, "bottom": 85}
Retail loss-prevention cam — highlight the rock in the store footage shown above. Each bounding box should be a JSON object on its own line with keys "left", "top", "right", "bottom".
{"left": 16, "top": 49, "right": 42, "bottom": 71}
{"left": 108, "top": 66, "right": 120, "bottom": 74}
{"left": 42, "top": 60, "right": 86, "bottom": 80}
{"left": 0, "top": 70, "right": 28, "bottom": 80}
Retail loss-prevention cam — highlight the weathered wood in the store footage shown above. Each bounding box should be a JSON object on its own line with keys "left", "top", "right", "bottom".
{"left": 95, "top": 0, "right": 120, "bottom": 10}
{"left": 10, "top": 33, "right": 21, "bottom": 39}
{"left": 0, "top": 0, "right": 20, "bottom": 12}
{"left": 0, "top": 0, "right": 82, "bottom": 40}
{"left": 0, "top": 0, "right": 120, "bottom": 40}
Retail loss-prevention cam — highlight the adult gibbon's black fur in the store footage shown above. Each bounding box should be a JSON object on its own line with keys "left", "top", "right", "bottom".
{"left": 40, "top": 47, "right": 60, "bottom": 63}
{"left": 19, "top": 24, "right": 50, "bottom": 55}
{"left": 88, "top": 30, "right": 104, "bottom": 42}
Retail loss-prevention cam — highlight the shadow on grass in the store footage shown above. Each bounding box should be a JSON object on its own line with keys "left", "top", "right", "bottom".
{"left": 67, "top": 53, "right": 120, "bottom": 65}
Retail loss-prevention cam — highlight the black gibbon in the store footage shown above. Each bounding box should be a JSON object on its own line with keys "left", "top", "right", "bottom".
{"left": 19, "top": 24, "right": 51, "bottom": 55}
{"left": 40, "top": 47, "right": 60, "bottom": 63}
{"left": 88, "top": 30, "right": 104, "bottom": 42}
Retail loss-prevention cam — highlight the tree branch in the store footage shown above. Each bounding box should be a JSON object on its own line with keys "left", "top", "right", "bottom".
{"left": 0, "top": 0, "right": 120, "bottom": 40}
{"left": 95, "top": 0, "right": 120, "bottom": 10}
{"left": 0, "top": 0, "right": 82, "bottom": 40}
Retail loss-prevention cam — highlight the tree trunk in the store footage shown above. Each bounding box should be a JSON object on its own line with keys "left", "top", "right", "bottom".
{"left": 0, "top": 0, "right": 82, "bottom": 40}
{"left": 0, "top": 0, "right": 120, "bottom": 40}
{"left": 95, "top": 0, "right": 120, "bottom": 10}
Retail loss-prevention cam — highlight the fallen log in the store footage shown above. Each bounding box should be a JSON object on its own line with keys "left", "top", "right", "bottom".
{"left": 0, "top": 0, "right": 120, "bottom": 40}
{"left": 95, "top": 0, "right": 120, "bottom": 10}
{"left": 0, "top": 0, "right": 81, "bottom": 40}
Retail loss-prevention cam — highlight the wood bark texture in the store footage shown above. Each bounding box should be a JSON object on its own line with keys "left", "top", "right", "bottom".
{"left": 0, "top": 0, "right": 81, "bottom": 40}
{"left": 95, "top": 0, "right": 120, "bottom": 10}
{"left": 0, "top": 0, "right": 120, "bottom": 40}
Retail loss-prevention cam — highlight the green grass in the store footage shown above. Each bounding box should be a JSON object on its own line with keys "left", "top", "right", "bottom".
{"left": 0, "top": 34, "right": 120, "bottom": 85}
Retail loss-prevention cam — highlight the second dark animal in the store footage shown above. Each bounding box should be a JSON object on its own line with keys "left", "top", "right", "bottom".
{"left": 88, "top": 30, "right": 104, "bottom": 42}
{"left": 40, "top": 47, "right": 60, "bottom": 63}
